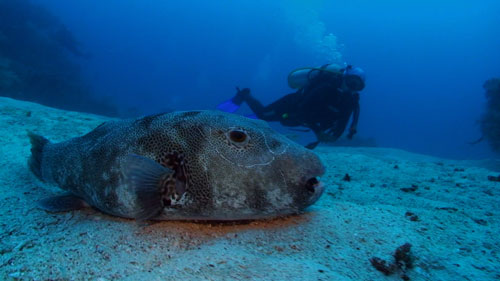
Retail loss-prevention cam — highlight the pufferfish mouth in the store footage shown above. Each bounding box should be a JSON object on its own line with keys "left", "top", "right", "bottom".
{"left": 301, "top": 162, "right": 326, "bottom": 206}
{"left": 305, "top": 177, "right": 321, "bottom": 193}
{"left": 304, "top": 176, "right": 325, "bottom": 205}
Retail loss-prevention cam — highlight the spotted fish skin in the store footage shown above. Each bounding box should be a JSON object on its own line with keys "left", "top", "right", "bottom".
{"left": 29, "top": 110, "right": 325, "bottom": 220}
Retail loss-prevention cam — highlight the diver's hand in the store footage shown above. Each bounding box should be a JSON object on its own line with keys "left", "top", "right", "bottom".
{"left": 305, "top": 141, "right": 320, "bottom": 150}
{"left": 347, "top": 128, "right": 357, "bottom": 139}
{"left": 317, "top": 131, "right": 337, "bottom": 143}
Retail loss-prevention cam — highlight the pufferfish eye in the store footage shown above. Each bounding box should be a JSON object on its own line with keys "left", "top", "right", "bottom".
{"left": 229, "top": 130, "right": 248, "bottom": 143}
{"left": 226, "top": 129, "right": 250, "bottom": 148}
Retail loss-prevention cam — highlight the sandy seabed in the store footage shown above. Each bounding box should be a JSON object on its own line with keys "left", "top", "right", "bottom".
{"left": 0, "top": 97, "right": 499, "bottom": 281}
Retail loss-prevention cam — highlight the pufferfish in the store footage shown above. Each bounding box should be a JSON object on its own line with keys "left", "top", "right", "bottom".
{"left": 28, "top": 110, "right": 325, "bottom": 221}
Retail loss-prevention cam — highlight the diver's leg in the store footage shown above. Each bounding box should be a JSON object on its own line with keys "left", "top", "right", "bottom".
{"left": 243, "top": 95, "right": 282, "bottom": 121}
{"left": 218, "top": 88, "right": 297, "bottom": 122}
{"left": 262, "top": 93, "right": 302, "bottom": 125}
{"left": 230, "top": 89, "right": 284, "bottom": 121}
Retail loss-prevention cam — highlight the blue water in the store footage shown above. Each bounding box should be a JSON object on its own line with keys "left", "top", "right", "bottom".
{"left": 9, "top": 0, "right": 500, "bottom": 159}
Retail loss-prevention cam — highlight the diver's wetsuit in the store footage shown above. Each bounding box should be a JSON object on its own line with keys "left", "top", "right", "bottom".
{"left": 236, "top": 71, "right": 360, "bottom": 147}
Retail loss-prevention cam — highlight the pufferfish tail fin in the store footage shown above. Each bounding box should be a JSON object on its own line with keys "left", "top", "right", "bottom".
{"left": 27, "top": 131, "right": 50, "bottom": 181}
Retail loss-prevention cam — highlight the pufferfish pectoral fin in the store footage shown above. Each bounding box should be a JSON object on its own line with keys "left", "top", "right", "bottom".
{"left": 38, "top": 193, "right": 88, "bottom": 212}
{"left": 122, "top": 154, "right": 174, "bottom": 220}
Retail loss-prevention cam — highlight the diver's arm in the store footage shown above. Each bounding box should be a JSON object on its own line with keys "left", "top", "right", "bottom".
{"left": 347, "top": 93, "right": 360, "bottom": 139}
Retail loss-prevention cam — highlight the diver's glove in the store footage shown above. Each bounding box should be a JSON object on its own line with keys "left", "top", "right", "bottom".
{"left": 305, "top": 141, "right": 320, "bottom": 150}
{"left": 347, "top": 128, "right": 357, "bottom": 139}
{"left": 232, "top": 87, "right": 251, "bottom": 105}
{"left": 305, "top": 131, "right": 335, "bottom": 150}
{"left": 317, "top": 131, "right": 338, "bottom": 143}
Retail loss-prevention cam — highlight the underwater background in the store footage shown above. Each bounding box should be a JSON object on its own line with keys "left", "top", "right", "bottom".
{"left": 1, "top": 0, "right": 499, "bottom": 159}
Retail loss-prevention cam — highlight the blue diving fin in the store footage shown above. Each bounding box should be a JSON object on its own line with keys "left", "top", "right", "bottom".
{"left": 216, "top": 99, "right": 241, "bottom": 113}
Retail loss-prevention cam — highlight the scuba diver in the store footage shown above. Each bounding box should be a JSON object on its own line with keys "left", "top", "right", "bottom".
{"left": 217, "top": 64, "right": 366, "bottom": 149}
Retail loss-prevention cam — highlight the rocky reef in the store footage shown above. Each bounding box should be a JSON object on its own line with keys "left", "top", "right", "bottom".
{"left": 0, "top": 0, "right": 116, "bottom": 116}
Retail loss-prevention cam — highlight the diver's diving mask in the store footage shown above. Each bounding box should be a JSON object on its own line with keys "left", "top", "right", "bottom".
{"left": 344, "top": 75, "right": 365, "bottom": 91}
{"left": 343, "top": 65, "right": 366, "bottom": 92}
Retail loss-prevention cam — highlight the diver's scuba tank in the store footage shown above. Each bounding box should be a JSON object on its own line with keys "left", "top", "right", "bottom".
{"left": 287, "top": 64, "right": 343, "bottom": 89}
